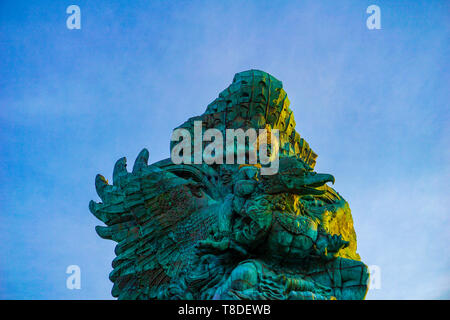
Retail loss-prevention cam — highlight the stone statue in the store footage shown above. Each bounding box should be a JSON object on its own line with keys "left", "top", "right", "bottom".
{"left": 90, "top": 70, "right": 369, "bottom": 300}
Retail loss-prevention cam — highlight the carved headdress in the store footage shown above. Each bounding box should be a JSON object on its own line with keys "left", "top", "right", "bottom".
{"left": 172, "top": 70, "right": 318, "bottom": 168}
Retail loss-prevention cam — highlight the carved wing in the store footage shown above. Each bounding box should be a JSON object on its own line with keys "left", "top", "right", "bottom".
{"left": 89, "top": 149, "right": 220, "bottom": 299}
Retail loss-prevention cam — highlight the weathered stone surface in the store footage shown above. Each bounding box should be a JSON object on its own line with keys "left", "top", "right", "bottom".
{"left": 90, "top": 70, "right": 369, "bottom": 300}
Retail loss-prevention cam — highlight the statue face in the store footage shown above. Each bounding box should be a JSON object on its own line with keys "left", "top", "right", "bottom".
{"left": 244, "top": 195, "right": 272, "bottom": 219}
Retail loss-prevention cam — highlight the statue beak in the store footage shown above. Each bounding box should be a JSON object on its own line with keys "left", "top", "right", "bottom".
{"left": 289, "top": 173, "right": 335, "bottom": 195}
{"left": 265, "top": 172, "right": 335, "bottom": 195}
{"left": 304, "top": 173, "right": 335, "bottom": 188}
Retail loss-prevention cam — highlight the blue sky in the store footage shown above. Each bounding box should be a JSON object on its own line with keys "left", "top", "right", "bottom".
{"left": 0, "top": 0, "right": 448, "bottom": 299}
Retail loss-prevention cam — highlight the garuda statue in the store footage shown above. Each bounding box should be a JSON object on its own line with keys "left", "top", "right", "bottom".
{"left": 90, "top": 70, "right": 369, "bottom": 300}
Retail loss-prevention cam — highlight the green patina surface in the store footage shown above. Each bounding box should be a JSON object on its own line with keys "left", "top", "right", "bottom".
{"left": 90, "top": 70, "right": 369, "bottom": 300}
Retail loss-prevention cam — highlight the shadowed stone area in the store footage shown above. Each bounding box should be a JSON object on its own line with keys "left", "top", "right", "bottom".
{"left": 90, "top": 70, "right": 369, "bottom": 300}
